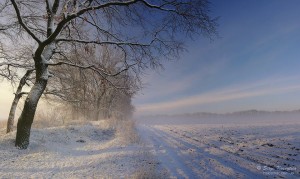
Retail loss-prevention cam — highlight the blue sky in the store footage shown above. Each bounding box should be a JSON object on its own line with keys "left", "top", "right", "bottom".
{"left": 133, "top": 0, "right": 300, "bottom": 116}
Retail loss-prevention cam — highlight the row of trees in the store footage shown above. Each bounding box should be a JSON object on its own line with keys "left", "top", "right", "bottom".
{"left": 0, "top": 0, "right": 217, "bottom": 149}
{"left": 46, "top": 45, "right": 136, "bottom": 121}
{"left": 5, "top": 43, "right": 137, "bottom": 132}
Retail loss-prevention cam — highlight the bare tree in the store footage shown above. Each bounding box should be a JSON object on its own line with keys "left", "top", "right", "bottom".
{"left": 6, "top": 69, "right": 33, "bottom": 133}
{"left": 0, "top": 43, "right": 35, "bottom": 133}
{"left": 0, "top": 0, "right": 217, "bottom": 149}
{"left": 46, "top": 44, "right": 137, "bottom": 121}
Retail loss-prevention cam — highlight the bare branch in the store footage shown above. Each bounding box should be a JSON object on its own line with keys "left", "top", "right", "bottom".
{"left": 16, "top": 91, "right": 29, "bottom": 96}
{"left": 45, "top": 0, "right": 51, "bottom": 13}
{"left": 55, "top": 38, "right": 152, "bottom": 47}
{"left": 78, "top": 16, "right": 121, "bottom": 41}
{"left": 42, "top": 0, "right": 139, "bottom": 46}
{"left": 52, "top": 0, "right": 60, "bottom": 14}
{"left": 47, "top": 60, "right": 135, "bottom": 90}
{"left": 10, "top": 0, "right": 42, "bottom": 44}
{"left": 47, "top": 60, "right": 136, "bottom": 77}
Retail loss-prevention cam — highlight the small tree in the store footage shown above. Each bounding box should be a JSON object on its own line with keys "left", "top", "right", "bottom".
{"left": 0, "top": 0, "right": 217, "bottom": 149}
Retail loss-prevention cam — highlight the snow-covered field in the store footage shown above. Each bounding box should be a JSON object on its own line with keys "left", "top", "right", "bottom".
{"left": 137, "top": 114, "right": 300, "bottom": 179}
{"left": 1, "top": 114, "right": 299, "bottom": 179}
{"left": 0, "top": 121, "right": 161, "bottom": 178}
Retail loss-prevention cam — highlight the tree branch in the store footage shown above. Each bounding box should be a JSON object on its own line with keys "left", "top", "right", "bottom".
{"left": 0, "top": 62, "right": 31, "bottom": 68}
{"left": 52, "top": 0, "right": 60, "bottom": 14}
{"left": 42, "top": 0, "right": 139, "bottom": 46}
{"left": 47, "top": 61, "right": 135, "bottom": 89}
{"left": 78, "top": 16, "right": 121, "bottom": 42}
{"left": 138, "top": 0, "right": 178, "bottom": 13}
{"left": 55, "top": 38, "right": 151, "bottom": 47}
{"left": 45, "top": 0, "right": 53, "bottom": 37}
{"left": 45, "top": 0, "right": 51, "bottom": 13}
{"left": 47, "top": 61, "right": 136, "bottom": 77}
{"left": 10, "top": 0, "right": 42, "bottom": 44}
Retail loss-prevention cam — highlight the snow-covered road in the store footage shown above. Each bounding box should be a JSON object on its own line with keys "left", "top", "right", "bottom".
{"left": 138, "top": 124, "right": 300, "bottom": 179}
{"left": 139, "top": 125, "right": 199, "bottom": 178}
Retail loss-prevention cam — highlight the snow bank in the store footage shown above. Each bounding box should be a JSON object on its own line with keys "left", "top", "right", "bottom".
{"left": 0, "top": 121, "right": 159, "bottom": 178}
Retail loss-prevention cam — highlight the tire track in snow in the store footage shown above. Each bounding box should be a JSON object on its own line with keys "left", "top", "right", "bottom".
{"left": 138, "top": 124, "right": 266, "bottom": 179}
{"left": 138, "top": 125, "right": 200, "bottom": 178}
{"left": 150, "top": 126, "right": 256, "bottom": 178}
{"left": 163, "top": 125, "right": 300, "bottom": 178}
{"left": 160, "top": 126, "right": 266, "bottom": 178}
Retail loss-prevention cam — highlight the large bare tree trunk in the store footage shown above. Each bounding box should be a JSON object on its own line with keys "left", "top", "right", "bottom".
{"left": 15, "top": 48, "right": 51, "bottom": 149}
{"left": 15, "top": 78, "right": 47, "bottom": 149}
{"left": 7, "top": 70, "right": 33, "bottom": 133}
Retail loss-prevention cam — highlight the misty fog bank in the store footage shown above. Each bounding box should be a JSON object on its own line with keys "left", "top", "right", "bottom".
{"left": 136, "top": 110, "right": 300, "bottom": 126}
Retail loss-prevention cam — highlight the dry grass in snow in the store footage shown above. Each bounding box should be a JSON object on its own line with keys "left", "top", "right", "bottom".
{"left": 0, "top": 119, "right": 164, "bottom": 178}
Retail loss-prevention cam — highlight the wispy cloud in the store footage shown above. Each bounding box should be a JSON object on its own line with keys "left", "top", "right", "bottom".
{"left": 134, "top": 56, "right": 228, "bottom": 104}
{"left": 136, "top": 77, "right": 300, "bottom": 115}
{"left": 135, "top": 72, "right": 193, "bottom": 102}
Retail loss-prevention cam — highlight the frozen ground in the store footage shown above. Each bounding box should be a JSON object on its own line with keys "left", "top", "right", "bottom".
{"left": 1, "top": 114, "right": 299, "bottom": 179}
{"left": 137, "top": 114, "right": 300, "bottom": 179}
{"left": 0, "top": 121, "right": 158, "bottom": 178}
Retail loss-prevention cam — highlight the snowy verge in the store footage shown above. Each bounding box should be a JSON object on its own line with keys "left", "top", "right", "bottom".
{"left": 0, "top": 121, "right": 163, "bottom": 178}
